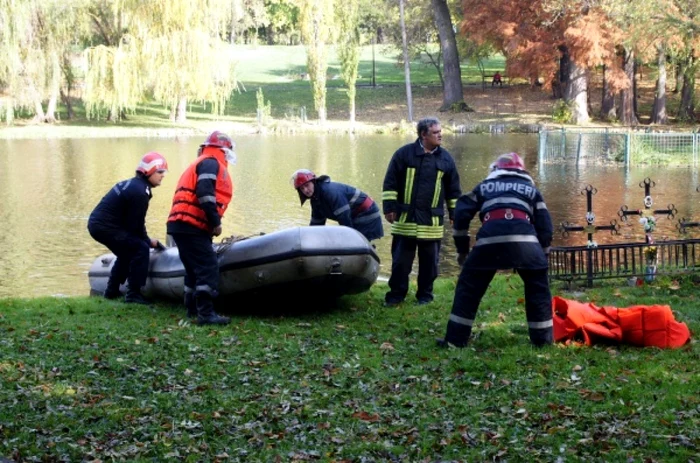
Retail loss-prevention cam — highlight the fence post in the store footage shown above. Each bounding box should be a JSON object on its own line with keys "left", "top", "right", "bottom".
{"left": 693, "top": 129, "right": 698, "bottom": 165}
{"left": 576, "top": 133, "right": 583, "bottom": 165}
{"left": 624, "top": 131, "right": 631, "bottom": 167}
{"left": 604, "top": 127, "right": 609, "bottom": 156}
{"left": 560, "top": 127, "right": 566, "bottom": 159}
{"left": 538, "top": 129, "right": 547, "bottom": 163}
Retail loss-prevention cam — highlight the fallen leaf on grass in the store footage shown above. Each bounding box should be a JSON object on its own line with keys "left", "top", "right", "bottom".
{"left": 380, "top": 342, "right": 394, "bottom": 351}
{"left": 352, "top": 411, "right": 380, "bottom": 422}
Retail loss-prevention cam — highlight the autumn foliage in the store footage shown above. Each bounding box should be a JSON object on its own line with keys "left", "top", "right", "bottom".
{"left": 460, "top": 0, "right": 627, "bottom": 90}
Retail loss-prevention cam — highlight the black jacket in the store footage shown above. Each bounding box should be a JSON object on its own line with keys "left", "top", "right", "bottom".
{"left": 382, "top": 139, "right": 461, "bottom": 240}
{"left": 88, "top": 175, "right": 152, "bottom": 241}
{"left": 304, "top": 176, "right": 384, "bottom": 241}
{"left": 453, "top": 169, "right": 553, "bottom": 270}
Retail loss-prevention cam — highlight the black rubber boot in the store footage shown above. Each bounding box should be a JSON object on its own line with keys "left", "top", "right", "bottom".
{"left": 104, "top": 278, "right": 123, "bottom": 300}
{"left": 124, "top": 289, "right": 151, "bottom": 305}
{"left": 196, "top": 293, "right": 230, "bottom": 326}
{"left": 184, "top": 293, "right": 197, "bottom": 318}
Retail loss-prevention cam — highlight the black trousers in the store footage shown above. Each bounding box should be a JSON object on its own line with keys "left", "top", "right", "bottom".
{"left": 89, "top": 229, "right": 150, "bottom": 290}
{"left": 386, "top": 235, "right": 440, "bottom": 303}
{"left": 170, "top": 232, "right": 219, "bottom": 299}
{"left": 444, "top": 267, "right": 553, "bottom": 346}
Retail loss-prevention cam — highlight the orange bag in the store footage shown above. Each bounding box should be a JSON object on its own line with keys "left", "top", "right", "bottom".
{"left": 552, "top": 296, "right": 691, "bottom": 348}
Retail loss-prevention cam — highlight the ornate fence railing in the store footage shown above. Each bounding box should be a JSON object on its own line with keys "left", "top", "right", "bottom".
{"left": 548, "top": 239, "right": 700, "bottom": 286}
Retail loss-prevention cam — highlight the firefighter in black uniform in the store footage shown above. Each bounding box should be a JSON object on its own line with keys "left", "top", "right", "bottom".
{"left": 291, "top": 169, "right": 384, "bottom": 242}
{"left": 382, "top": 117, "right": 462, "bottom": 305}
{"left": 438, "top": 152, "right": 554, "bottom": 347}
{"left": 88, "top": 152, "right": 169, "bottom": 304}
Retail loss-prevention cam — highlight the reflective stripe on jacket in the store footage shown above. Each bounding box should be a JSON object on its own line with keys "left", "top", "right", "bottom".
{"left": 382, "top": 140, "right": 461, "bottom": 240}
{"left": 167, "top": 148, "right": 233, "bottom": 233}
{"left": 452, "top": 169, "right": 552, "bottom": 270}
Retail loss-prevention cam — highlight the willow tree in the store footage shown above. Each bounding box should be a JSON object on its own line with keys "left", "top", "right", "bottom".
{"left": 336, "top": 0, "right": 360, "bottom": 124}
{"left": 83, "top": 0, "right": 238, "bottom": 122}
{"left": 299, "top": 0, "right": 335, "bottom": 123}
{"left": 0, "top": 0, "right": 87, "bottom": 123}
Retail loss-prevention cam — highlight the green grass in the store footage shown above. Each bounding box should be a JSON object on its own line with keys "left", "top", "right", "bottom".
{"left": 1, "top": 275, "right": 698, "bottom": 461}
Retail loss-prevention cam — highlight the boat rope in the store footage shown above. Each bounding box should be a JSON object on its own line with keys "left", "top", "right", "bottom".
{"left": 215, "top": 232, "right": 266, "bottom": 255}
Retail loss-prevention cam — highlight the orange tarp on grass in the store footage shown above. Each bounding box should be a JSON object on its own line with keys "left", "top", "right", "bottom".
{"left": 552, "top": 296, "right": 691, "bottom": 348}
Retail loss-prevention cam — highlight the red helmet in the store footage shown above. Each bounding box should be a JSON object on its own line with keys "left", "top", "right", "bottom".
{"left": 494, "top": 152, "right": 525, "bottom": 171}
{"left": 201, "top": 131, "right": 234, "bottom": 150}
{"left": 291, "top": 169, "right": 316, "bottom": 189}
{"left": 136, "top": 151, "right": 168, "bottom": 176}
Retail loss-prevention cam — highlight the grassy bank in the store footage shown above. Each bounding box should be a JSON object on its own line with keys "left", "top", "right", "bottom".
{"left": 1, "top": 275, "right": 697, "bottom": 461}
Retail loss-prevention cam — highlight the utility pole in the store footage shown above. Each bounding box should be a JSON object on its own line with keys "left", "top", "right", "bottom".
{"left": 399, "top": 0, "right": 413, "bottom": 122}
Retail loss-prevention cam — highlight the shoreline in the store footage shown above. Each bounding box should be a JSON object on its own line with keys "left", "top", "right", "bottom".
{"left": 0, "top": 117, "right": 546, "bottom": 140}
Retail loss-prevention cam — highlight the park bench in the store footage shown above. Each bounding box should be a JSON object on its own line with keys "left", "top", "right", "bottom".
{"left": 482, "top": 72, "right": 508, "bottom": 89}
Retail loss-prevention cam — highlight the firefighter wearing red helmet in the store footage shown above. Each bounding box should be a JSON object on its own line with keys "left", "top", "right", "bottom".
{"left": 291, "top": 169, "right": 383, "bottom": 242}
{"left": 167, "top": 131, "right": 235, "bottom": 325}
{"left": 438, "top": 152, "right": 554, "bottom": 348}
{"left": 88, "top": 151, "right": 169, "bottom": 304}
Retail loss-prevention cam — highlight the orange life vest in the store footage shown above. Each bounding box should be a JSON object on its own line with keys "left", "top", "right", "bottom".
{"left": 552, "top": 296, "right": 690, "bottom": 348}
{"left": 168, "top": 147, "right": 233, "bottom": 232}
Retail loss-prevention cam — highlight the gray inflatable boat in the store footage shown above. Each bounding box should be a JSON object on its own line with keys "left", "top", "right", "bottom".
{"left": 88, "top": 226, "right": 381, "bottom": 302}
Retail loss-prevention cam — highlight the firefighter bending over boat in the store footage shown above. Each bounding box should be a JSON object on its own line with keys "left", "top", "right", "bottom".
{"left": 438, "top": 152, "right": 554, "bottom": 347}
{"left": 291, "top": 169, "right": 384, "bottom": 242}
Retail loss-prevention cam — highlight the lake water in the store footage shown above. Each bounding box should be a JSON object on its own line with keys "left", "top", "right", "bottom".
{"left": 1, "top": 133, "right": 699, "bottom": 298}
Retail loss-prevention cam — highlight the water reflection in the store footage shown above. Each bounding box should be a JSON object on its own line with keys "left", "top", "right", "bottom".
{"left": 1, "top": 133, "right": 699, "bottom": 298}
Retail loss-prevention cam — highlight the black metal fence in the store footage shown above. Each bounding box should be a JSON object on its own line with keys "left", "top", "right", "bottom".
{"left": 548, "top": 239, "right": 700, "bottom": 286}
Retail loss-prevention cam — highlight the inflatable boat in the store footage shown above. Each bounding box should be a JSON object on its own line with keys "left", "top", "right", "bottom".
{"left": 88, "top": 226, "right": 381, "bottom": 302}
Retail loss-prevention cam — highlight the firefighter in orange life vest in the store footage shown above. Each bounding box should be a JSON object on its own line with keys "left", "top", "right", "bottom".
{"left": 438, "top": 152, "right": 554, "bottom": 347}
{"left": 88, "top": 152, "right": 168, "bottom": 305}
{"left": 167, "top": 131, "right": 236, "bottom": 326}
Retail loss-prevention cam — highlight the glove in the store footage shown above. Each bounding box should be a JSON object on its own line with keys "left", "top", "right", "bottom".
{"left": 457, "top": 252, "right": 468, "bottom": 266}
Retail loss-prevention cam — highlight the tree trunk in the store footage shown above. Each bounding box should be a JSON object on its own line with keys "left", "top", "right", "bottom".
{"left": 349, "top": 97, "right": 355, "bottom": 125}
{"left": 678, "top": 59, "right": 696, "bottom": 122}
{"left": 431, "top": 0, "right": 468, "bottom": 112}
{"left": 650, "top": 44, "right": 668, "bottom": 125}
{"left": 600, "top": 65, "right": 616, "bottom": 120}
{"left": 399, "top": 0, "right": 413, "bottom": 122}
{"left": 617, "top": 48, "right": 638, "bottom": 125}
{"left": 633, "top": 59, "right": 639, "bottom": 120}
{"left": 60, "top": 89, "right": 74, "bottom": 120}
{"left": 33, "top": 100, "right": 46, "bottom": 123}
{"left": 45, "top": 94, "right": 58, "bottom": 123}
{"left": 175, "top": 96, "right": 188, "bottom": 122}
{"left": 3, "top": 98, "right": 14, "bottom": 125}
{"left": 564, "top": 60, "right": 589, "bottom": 124}
{"left": 673, "top": 62, "right": 682, "bottom": 93}
{"left": 558, "top": 45, "right": 570, "bottom": 94}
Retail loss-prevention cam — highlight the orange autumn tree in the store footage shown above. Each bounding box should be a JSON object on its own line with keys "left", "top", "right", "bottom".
{"left": 460, "top": 0, "right": 626, "bottom": 124}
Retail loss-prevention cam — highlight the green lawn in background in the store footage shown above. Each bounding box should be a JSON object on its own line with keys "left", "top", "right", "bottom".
{"left": 5, "top": 44, "right": 504, "bottom": 128}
